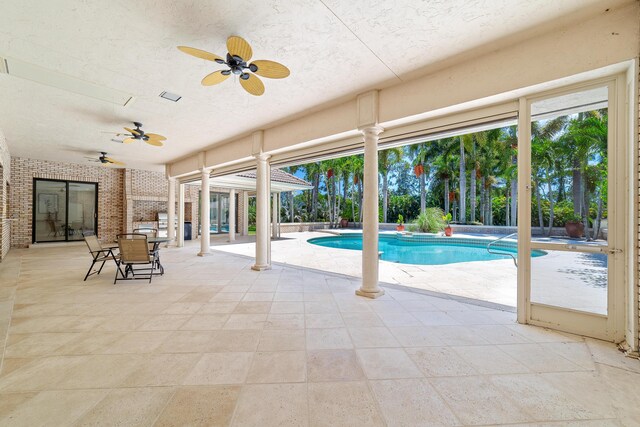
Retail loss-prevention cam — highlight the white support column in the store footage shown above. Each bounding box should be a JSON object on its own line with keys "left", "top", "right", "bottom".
{"left": 242, "top": 191, "right": 249, "bottom": 236}
{"left": 167, "top": 178, "right": 176, "bottom": 246}
{"left": 252, "top": 153, "right": 271, "bottom": 271}
{"left": 272, "top": 192, "right": 278, "bottom": 239}
{"left": 228, "top": 189, "right": 236, "bottom": 242}
{"left": 277, "top": 193, "right": 281, "bottom": 238}
{"left": 357, "top": 126, "right": 385, "bottom": 299}
{"left": 177, "top": 182, "right": 185, "bottom": 248}
{"left": 198, "top": 169, "right": 211, "bottom": 256}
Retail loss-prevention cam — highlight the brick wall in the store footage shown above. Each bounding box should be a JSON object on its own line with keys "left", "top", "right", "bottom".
{"left": 124, "top": 169, "right": 172, "bottom": 232}
{"left": 10, "top": 157, "right": 125, "bottom": 247}
{"left": 132, "top": 201, "right": 166, "bottom": 222}
{"left": 0, "top": 128, "right": 10, "bottom": 260}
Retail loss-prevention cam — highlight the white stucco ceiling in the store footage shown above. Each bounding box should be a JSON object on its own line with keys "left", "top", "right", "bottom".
{"left": 0, "top": 0, "right": 629, "bottom": 171}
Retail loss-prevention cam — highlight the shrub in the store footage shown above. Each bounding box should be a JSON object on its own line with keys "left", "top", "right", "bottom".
{"left": 414, "top": 207, "right": 446, "bottom": 233}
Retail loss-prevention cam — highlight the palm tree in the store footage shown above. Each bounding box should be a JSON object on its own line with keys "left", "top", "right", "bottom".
{"left": 499, "top": 126, "right": 519, "bottom": 226}
{"left": 431, "top": 139, "right": 457, "bottom": 215}
{"left": 458, "top": 136, "right": 467, "bottom": 223}
{"left": 476, "top": 129, "right": 502, "bottom": 224}
{"left": 283, "top": 165, "right": 300, "bottom": 222}
{"left": 304, "top": 162, "right": 321, "bottom": 221}
{"left": 351, "top": 155, "right": 364, "bottom": 225}
{"left": 531, "top": 116, "right": 567, "bottom": 235}
{"left": 561, "top": 110, "right": 608, "bottom": 239}
{"left": 408, "top": 142, "right": 430, "bottom": 213}
{"left": 378, "top": 147, "right": 403, "bottom": 223}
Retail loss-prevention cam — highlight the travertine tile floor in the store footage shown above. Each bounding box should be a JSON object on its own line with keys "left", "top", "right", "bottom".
{"left": 0, "top": 243, "right": 639, "bottom": 426}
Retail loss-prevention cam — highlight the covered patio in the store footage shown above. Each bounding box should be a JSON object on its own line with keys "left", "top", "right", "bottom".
{"left": 0, "top": 0, "right": 639, "bottom": 425}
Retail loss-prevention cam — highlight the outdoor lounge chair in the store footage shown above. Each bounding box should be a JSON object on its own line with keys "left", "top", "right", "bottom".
{"left": 83, "top": 232, "right": 119, "bottom": 281}
{"left": 114, "top": 233, "right": 157, "bottom": 284}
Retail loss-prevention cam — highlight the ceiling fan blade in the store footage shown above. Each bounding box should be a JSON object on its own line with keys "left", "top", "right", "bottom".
{"left": 123, "top": 138, "right": 136, "bottom": 144}
{"left": 201, "top": 70, "right": 231, "bottom": 86}
{"left": 124, "top": 127, "right": 141, "bottom": 136}
{"left": 227, "top": 36, "right": 252, "bottom": 61}
{"left": 145, "top": 139, "right": 164, "bottom": 147}
{"left": 104, "top": 157, "right": 125, "bottom": 166}
{"left": 239, "top": 73, "right": 265, "bottom": 96}
{"left": 251, "top": 60, "right": 290, "bottom": 79}
{"left": 145, "top": 133, "right": 167, "bottom": 141}
{"left": 177, "top": 46, "right": 223, "bottom": 62}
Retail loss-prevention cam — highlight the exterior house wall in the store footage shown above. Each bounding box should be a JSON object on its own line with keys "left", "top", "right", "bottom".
{"left": 6, "top": 159, "right": 212, "bottom": 247}
{"left": 9, "top": 157, "right": 125, "bottom": 247}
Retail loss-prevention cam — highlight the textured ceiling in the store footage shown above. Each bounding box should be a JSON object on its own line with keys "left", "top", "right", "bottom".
{"left": 0, "top": 0, "right": 628, "bottom": 171}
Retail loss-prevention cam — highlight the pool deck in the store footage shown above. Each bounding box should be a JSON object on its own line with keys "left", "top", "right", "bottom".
{"left": 210, "top": 231, "right": 607, "bottom": 314}
{"left": 211, "top": 232, "right": 518, "bottom": 308}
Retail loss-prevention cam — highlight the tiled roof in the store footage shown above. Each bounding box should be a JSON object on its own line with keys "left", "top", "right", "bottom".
{"left": 237, "top": 168, "right": 312, "bottom": 188}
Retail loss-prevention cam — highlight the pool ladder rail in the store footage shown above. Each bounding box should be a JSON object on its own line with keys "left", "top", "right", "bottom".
{"left": 486, "top": 233, "right": 518, "bottom": 267}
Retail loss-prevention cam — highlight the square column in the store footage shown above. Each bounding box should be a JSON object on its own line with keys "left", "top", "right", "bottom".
{"left": 252, "top": 153, "right": 271, "bottom": 271}
{"left": 272, "top": 192, "right": 279, "bottom": 239}
{"left": 167, "top": 178, "right": 176, "bottom": 245}
{"left": 177, "top": 182, "right": 185, "bottom": 248}
{"left": 242, "top": 191, "right": 249, "bottom": 236}
{"left": 228, "top": 189, "right": 236, "bottom": 242}
{"left": 198, "top": 169, "right": 211, "bottom": 256}
{"left": 357, "top": 126, "right": 385, "bottom": 299}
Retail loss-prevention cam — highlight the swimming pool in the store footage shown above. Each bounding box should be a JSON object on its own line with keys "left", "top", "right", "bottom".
{"left": 308, "top": 234, "right": 546, "bottom": 265}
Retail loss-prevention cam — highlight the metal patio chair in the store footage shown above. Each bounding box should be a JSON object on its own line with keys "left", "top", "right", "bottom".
{"left": 114, "top": 233, "right": 157, "bottom": 284}
{"left": 83, "top": 232, "right": 119, "bottom": 281}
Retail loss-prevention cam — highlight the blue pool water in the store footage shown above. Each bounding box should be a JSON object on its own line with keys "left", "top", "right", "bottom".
{"left": 308, "top": 235, "right": 545, "bottom": 266}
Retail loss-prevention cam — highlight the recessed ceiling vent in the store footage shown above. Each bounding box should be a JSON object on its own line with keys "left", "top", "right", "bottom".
{"left": 0, "top": 56, "right": 134, "bottom": 106}
{"left": 160, "top": 91, "right": 181, "bottom": 102}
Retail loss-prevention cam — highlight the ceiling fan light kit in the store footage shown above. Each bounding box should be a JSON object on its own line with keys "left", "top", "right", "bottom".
{"left": 178, "top": 35, "right": 290, "bottom": 96}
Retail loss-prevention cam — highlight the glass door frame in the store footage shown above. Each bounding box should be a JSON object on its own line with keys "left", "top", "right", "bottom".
{"left": 200, "top": 191, "right": 230, "bottom": 234}
{"left": 32, "top": 178, "right": 99, "bottom": 243}
{"left": 517, "top": 76, "right": 627, "bottom": 342}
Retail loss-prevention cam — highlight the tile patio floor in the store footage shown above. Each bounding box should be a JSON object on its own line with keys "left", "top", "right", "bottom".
{"left": 0, "top": 242, "right": 639, "bottom": 426}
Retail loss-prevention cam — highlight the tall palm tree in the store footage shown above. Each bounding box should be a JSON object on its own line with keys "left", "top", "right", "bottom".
{"left": 351, "top": 155, "right": 364, "bottom": 224}
{"left": 531, "top": 116, "right": 567, "bottom": 234}
{"left": 431, "top": 138, "right": 457, "bottom": 214}
{"left": 499, "top": 126, "right": 519, "bottom": 226}
{"left": 378, "top": 147, "right": 403, "bottom": 223}
{"left": 408, "top": 142, "right": 429, "bottom": 213}
{"left": 561, "top": 110, "right": 607, "bottom": 239}
{"left": 475, "top": 128, "right": 502, "bottom": 224}
{"left": 283, "top": 165, "right": 300, "bottom": 222}
{"left": 304, "top": 162, "right": 321, "bottom": 221}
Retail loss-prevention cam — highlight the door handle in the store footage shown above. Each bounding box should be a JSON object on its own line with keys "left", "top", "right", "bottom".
{"left": 564, "top": 244, "right": 621, "bottom": 254}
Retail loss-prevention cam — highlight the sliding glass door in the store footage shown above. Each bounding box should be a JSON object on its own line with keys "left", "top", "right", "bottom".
{"left": 201, "top": 191, "right": 230, "bottom": 234}
{"left": 33, "top": 179, "right": 98, "bottom": 243}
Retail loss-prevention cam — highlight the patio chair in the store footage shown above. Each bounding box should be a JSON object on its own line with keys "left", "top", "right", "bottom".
{"left": 114, "top": 233, "right": 157, "bottom": 284}
{"left": 83, "top": 232, "right": 119, "bottom": 281}
{"left": 133, "top": 228, "right": 161, "bottom": 270}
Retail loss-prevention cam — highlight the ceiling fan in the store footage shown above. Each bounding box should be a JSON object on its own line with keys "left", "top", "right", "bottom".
{"left": 178, "top": 36, "right": 290, "bottom": 96}
{"left": 119, "top": 122, "right": 167, "bottom": 147}
{"left": 86, "top": 152, "right": 125, "bottom": 167}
